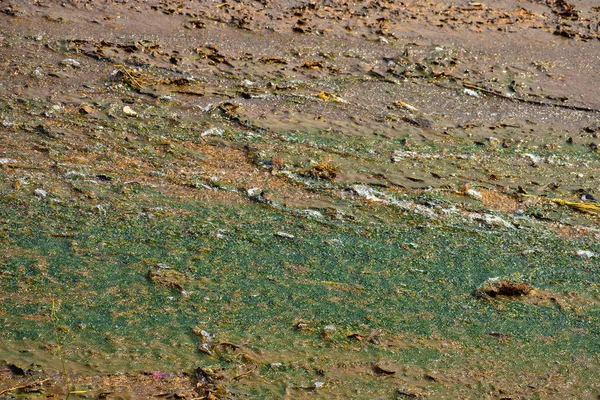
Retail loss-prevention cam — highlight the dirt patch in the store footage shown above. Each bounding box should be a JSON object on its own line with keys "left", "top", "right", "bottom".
{"left": 479, "top": 189, "right": 520, "bottom": 213}
{"left": 475, "top": 279, "right": 534, "bottom": 299}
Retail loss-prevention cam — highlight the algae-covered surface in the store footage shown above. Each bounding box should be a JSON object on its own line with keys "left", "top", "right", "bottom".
{"left": 1, "top": 1, "right": 600, "bottom": 399}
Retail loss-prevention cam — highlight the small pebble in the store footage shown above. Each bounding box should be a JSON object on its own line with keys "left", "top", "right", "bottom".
{"left": 123, "top": 106, "right": 138, "bottom": 116}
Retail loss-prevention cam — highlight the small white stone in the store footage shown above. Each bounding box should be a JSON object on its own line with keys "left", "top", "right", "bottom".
{"left": 275, "top": 232, "right": 295, "bottom": 239}
{"left": 34, "top": 188, "right": 48, "bottom": 198}
{"left": 575, "top": 250, "right": 597, "bottom": 259}
{"left": 466, "top": 188, "right": 482, "bottom": 200}
{"left": 123, "top": 106, "right": 138, "bottom": 116}
{"left": 463, "top": 88, "right": 481, "bottom": 97}
{"left": 60, "top": 58, "right": 81, "bottom": 68}
{"left": 247, "top": 188, "right": 263, "bottom": 197}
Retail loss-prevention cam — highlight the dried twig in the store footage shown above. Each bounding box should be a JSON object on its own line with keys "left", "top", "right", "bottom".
{"left": 0, "top": 378, "right": 50, "bottom": 396}
{"left": 232, "top": 367, "right": 256, "bottom": 381}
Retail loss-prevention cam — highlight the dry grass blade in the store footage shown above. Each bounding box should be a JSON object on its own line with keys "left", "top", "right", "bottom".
{"left": 552, "top": 198, "right": 600, "bottom": 214}
{"left": 0, "top": 378, "right": 50, "bottom": 396}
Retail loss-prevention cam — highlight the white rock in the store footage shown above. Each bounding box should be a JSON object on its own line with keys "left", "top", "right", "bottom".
{"left": 34, "top": 188, "right": 48, "bottom": 198}
{"left": 466, "top": 188, "right": 483, "bottom": 199}
{"left": 275, "top": 232, "right": 295, "bottom": 239}
{"left": 60, "top": 58, "right": 81, "bottom": 68}
{"left": 123, "top": 106, "right": 138, "bottom": 116}
{"left": 247, "top": 188, "right": 263, "bottom": 197}
{"left": 463, "top": 88, "right": 481, "bottom": 97}
{"left": 575, "top": 250, "right": 597, "bottom": 259}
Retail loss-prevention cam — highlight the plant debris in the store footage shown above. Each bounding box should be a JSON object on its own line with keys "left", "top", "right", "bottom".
{"left": 147, "top": 266, "right": 188, "bottom": 292}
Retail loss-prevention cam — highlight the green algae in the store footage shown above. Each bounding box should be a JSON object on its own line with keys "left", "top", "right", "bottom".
{"left": 1, "top": 191, "right": 599, "bottom": 396}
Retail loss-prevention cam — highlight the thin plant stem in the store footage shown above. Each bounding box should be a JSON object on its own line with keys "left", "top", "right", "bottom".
{"left": 51, "top": 296, "right": 71, "bottom": 399}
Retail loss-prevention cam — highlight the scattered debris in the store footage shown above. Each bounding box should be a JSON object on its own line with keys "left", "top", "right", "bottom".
{"left": 317, "top": 91, "right": 348, "bottom": 104}
{"left": 303, "top": 162, "right": 337, "bottom": 181}
{"left": 147, "top": 265, "right": 188, "bottom": 292}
